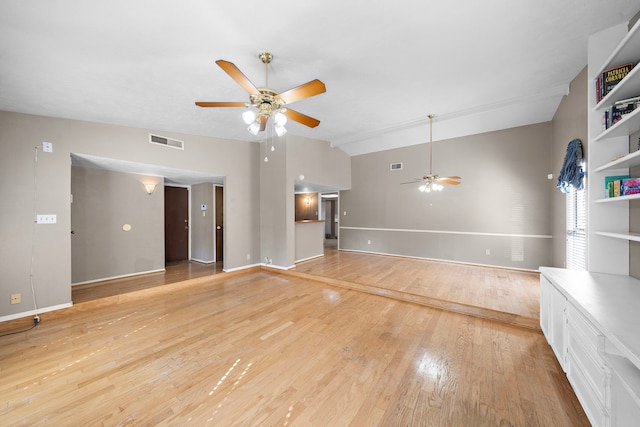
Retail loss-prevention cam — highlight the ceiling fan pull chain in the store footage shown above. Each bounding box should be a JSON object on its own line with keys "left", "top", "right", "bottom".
{"left": 428, "top": 114, "right": 434, "bottom": 175}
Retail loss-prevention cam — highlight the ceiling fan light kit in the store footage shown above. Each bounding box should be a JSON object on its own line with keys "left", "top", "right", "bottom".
{"left": 195, "top": 52, "right": 325, "bottom": 136}
{"left": 402, "top": 114, "right": 461, "bottom": 193}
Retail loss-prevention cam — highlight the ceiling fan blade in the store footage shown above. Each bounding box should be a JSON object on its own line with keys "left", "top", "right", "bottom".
{"left": 259, "top": 115, "right": 268, "bottom": 132}
{"left": 277, "top": 79, "right": 326, "bottom": 104}
{"left": 439, "top": 179, "right": 461, "bottom": 185}
{"left": 195, "top": 101, "right": 246, "bottom": 108}
{"left": 443, "top": 176, "right": 461, "bottom": 180}
{"left": 283, "top": 108, "right": 321, "bottom": 128}
{"left": 400, "top": 179, "right": 422, "bottom": 185}
{"left": 215, "top": 60, "right": 260, "bottom": 95}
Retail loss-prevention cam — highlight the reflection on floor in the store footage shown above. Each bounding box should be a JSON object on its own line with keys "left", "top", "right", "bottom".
{"left": 289, "top": 241, "right": 540, "bottom": 330}
{"left": 70, "top": 241, "right": 540, "bottom": 330}
{"left": 72, "top": 260, "right": 223, "bottom": 304}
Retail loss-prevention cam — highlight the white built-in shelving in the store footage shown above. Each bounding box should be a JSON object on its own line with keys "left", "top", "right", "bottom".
{"left": 541, "top": 15, "right": 640, "bottom": 427}
{"left": 588, "top": 17, "right": 640, "bottom": 270}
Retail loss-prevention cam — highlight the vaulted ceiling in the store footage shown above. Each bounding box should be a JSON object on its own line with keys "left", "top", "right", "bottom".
{"left": 1, "top": 1, "right": 639, "bottom": 157}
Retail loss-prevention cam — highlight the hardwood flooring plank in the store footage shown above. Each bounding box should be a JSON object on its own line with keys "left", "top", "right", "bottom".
{"left": 1, "top": 254, "right": 587, "bottom": 426}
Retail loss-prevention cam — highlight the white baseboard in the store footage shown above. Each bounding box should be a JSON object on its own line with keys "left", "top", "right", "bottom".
{"left": 261, "top": 263, "right": 296, "bottom": 271}
{"left": 71, "top": 268, "right": 166, "bottom": 286}
{"left": 295, "top": 253, "right": 324, "bottom": 263}
{"left": 1, "top": 302, "right": 73, "bottom": 323}
{"left": 223, "top": 263, "right": 262, "bottom": 273}
{"left": 190, "top": 258, "right": 216, "bottom": 264}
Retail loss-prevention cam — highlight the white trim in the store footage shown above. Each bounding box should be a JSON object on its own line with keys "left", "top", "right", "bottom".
{"left": 1, "top": 302, "right": 73, "bottom": 323}
{"left": 261, "top": 263, "right": 296, "bottom": 271}
{"left": 190, "top": 258, "right": 217, "bottom": 264}
{"left": 72, "top": 268, "right": 165, "bottom": 286}
{"left": 295, "top": 254, "right": 324, "bottom": 263}
{"left": 223, "top": 263, "right": 262, "bottom": 273}
{"left": 339, "top": 249, "right": 540, "bottom": 273}
{"left": 340, "top": 226, "right": 551, "bottom": 239}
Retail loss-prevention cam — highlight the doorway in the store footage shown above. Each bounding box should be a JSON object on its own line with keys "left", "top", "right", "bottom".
{"left": 321, "top": 193, "right": 339, "bottom": 251}
{"left": 215, "top": 185, "right": 224, "bottom": 262}
{"left": 165, "top": 186, "right": 189, "bottom": 263}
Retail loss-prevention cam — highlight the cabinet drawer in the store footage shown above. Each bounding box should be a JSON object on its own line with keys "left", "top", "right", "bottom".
{"left": 567, "top": 304, "right": 604, "bottom": 353}
{"left": 567, "top": 352, "right": 610, "bottom": 427}
{"left": 568, "top": 323, "right": 610, "bottom": 406}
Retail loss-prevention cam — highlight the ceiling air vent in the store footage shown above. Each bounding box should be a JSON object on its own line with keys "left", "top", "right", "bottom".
{"left": 149, "top": 134, "right": 184, "bottom": 150}
{"left": 390, "top": 162, "right": 403, "bottom": 171}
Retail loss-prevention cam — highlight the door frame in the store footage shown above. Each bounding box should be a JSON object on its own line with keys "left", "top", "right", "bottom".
{"left": 164, "top": 184, "right": 192, "bottom": 263}
{"left": 214, "top": 185, "right": 223, "bottom": 263}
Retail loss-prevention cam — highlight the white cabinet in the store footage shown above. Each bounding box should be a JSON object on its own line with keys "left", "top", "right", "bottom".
{"left": 540, "top": 267, "right": 640, "bottom": 427}
{"left": 540, "top": 275, "right": 567, "bottom": 371}
{"left": 606, "top": 354, "right": 640, "bottom": 426}
{"left": 565, "top": 304, "right": 610, "bottom": 427}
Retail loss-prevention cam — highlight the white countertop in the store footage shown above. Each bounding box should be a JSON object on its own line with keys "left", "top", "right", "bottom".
{"left": 540, "top": 267, "right": 640, "bottom": 371}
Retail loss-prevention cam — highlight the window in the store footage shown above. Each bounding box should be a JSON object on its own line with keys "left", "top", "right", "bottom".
{"left": 566, "top": 184, "right": 587, "bottom": 270}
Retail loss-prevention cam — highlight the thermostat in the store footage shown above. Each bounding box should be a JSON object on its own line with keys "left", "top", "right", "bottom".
{"left": 201, "top": 204, "right": 207, "bottom": 211}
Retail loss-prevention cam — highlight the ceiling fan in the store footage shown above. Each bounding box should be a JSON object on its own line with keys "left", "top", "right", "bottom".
{"left": 402, "top": 114, "right": 461, "bottom": 192}
{"left": 195, "top": 52, "right": 326, "bottom": 136}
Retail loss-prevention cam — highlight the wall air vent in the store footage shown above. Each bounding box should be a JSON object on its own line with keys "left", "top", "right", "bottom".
{"left": 390, "top": 162, "right": 403, "bottom": 171}
{"left": 149, "top": 134, "right": 184, "bottom": 150}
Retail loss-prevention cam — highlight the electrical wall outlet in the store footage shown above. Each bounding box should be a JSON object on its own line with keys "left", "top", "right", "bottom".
{"left": 36, "top": 214, "right": 57, "bottom": 224}
{"left": 10, "top": 293, "right": 21, "bottom": 304}
{"left": 42, "top": 141, "right": 53, "bottom": 152}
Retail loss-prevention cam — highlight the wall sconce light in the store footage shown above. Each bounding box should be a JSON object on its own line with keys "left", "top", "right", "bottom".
{"left": 144, "top": 183, "right": 156, "bottom": 195}
{"left": 304, "top": 196, "right": 311, "bottom": 206}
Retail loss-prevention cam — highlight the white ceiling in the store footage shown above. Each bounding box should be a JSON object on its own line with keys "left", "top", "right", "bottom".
{"left": 1, "top": 1, "right": 639, "bottom": 162}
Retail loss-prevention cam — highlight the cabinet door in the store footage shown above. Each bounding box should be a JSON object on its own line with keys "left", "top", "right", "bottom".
{"left": 540, "top": 276, "right": 551, "bottom": 340}
{"left": 549, "top": 279, "right": 568, "bottom": 372}
{"left": 609, "top": 357, "right": 640, "bottom": 427}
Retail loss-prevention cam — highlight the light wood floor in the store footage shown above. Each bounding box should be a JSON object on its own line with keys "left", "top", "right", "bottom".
{"left": 0, "top": 248, "right": 587, "bottom": 426}
{"left": 73, "top": 244, "right": 541, "bottom": 329}
{"left": 291, "top": 247, "right": 541, "bottom": 330}
{"left": 72, "top": 260, "right": 224, "bottom": 304}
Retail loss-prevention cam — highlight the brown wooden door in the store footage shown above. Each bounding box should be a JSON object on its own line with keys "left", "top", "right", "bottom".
{"left": 165, "top": 186, "right": 189, "bottom": 263}
{"left": 215, "top": 186, "right": 223, "bottom": 262}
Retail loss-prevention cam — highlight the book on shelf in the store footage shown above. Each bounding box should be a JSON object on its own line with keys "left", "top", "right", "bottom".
{"left": 614, "top": 95, "right": 640, "bottom": 107}
{"left": 605, "top": 175, "right": 630, "bottom": 197}
{"left": 603, "top": 176, "right": 640, "bottom": 197}
{"left": 596, "top": 63, "right": 634, "bottom": 102}
{"left": 603, "top": 102, "right": 639, "bottom": 129}
{"left": 622, "top": 178, "right": 640, "bottom": 196}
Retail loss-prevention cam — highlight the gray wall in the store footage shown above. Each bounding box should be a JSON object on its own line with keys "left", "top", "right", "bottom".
{"left": 340, "top": 122, "right": 553, "bottom": 270}
{"left": 191, "top": 182, "right": 215, "bottom": 263}
{"left": 260, "top": 136, "right": 291, "bottom": 268}
{"left": 550, "top": 67, "right": 588, "bottom": 268}
{"left": 71, "top": 167, "right": 165, "bottom": 283}
{"left": 0, "top": 110, "right": 262, "bottom": 319}
{"left": 260, "top": 134, "right": 351, "bottom": 269}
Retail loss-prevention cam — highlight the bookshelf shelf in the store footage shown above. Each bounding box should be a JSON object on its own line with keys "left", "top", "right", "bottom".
{"left": 595, "top": 19, "right": 640, "bottom": 78}
{"left": 593, "top": 107, "right": 640, "bottom": 141}
{"left": 595, "top": 193, "right": 640, "bottom": 203}
{"left": 594, "top": 148, "right": 640, "bottom": 172}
